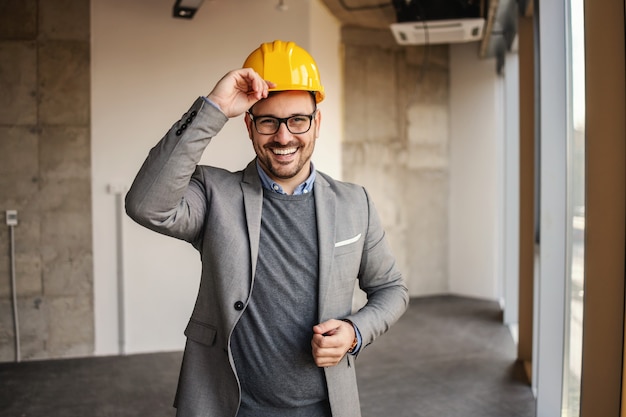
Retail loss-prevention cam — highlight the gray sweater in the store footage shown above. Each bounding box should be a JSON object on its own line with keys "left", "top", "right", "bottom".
{"left": 231, "top": 190, "right": 331, "bottom": 417}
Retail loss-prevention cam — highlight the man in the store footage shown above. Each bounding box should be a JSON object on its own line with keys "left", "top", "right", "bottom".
{"left": 126, "top": 40, "right": 409, "bottom": 417}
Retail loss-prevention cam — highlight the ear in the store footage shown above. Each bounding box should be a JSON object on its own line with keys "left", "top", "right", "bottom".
{"left": 244, "top": 112, "right": 254, "bottom": 139}
{"left": 313, "top": 109, "right": 322, "bottom": 138}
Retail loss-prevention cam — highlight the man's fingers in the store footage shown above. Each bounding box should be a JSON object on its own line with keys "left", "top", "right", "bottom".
{"left": 206, "top": 68, "right": 275, "bottom": 118}
{"left": 313, "top": 319, "right": 342, "bottom": 336}
{"left": 312, "top": 348, "right": 345, "bottom": 367}
{"left": 311, "top": 329, "right": 352, "bottom": 367}
{"left": 248, "top": 75, "right": 274, "bottom": 100}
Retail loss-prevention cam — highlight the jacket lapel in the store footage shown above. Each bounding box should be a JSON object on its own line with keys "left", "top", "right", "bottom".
{"left": 241, "top": 160, "right": 263, "bottom": 282}
{"left": 314, "top": 174, "right": 336, "bottom": 322}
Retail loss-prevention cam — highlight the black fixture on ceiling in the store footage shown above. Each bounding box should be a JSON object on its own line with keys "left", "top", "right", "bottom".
{"left": 392, "top": 0, "right": 483, "bottom": 22}
{"left": 173, "top": 0, "right": 204, "bottom": 19}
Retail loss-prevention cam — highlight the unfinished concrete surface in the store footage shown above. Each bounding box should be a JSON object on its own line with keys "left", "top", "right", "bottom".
{"left": 342, "top": 27, "right": 450, "bottom": 297}
{"left": 0, "top": 0, "right": 93, "bottom": 361}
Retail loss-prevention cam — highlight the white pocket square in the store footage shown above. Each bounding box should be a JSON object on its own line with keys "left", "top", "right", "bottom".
{"left": 335, "top": 233, "right": 362, "bottom": 248}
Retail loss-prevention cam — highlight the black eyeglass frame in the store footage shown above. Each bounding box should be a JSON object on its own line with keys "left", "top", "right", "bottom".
{"left": 247, "top": 110, "right": 318, "bottom": 135}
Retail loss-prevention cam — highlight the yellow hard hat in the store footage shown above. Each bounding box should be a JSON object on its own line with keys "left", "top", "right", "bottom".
{"left": 243, "top": 40, "right": 325, "bottom": 103}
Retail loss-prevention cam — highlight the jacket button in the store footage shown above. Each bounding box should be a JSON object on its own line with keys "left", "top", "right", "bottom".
{"left": 234, "top": 301, "right": 244, "bottom": 311}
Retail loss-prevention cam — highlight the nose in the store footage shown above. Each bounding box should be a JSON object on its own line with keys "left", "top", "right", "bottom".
{"left": 273, "top": 121, "right": 292, "bottom": 143}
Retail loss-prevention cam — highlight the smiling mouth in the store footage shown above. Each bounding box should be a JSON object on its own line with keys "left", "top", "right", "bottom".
{"left": 271, "top": 147, "right": 297, "bottom": 156}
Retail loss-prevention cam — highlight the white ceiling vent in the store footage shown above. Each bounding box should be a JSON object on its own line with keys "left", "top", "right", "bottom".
{"left": 390, "top": 18, "right": 485, "bottom": 45}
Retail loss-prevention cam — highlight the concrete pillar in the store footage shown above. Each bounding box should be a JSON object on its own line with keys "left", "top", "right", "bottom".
{"left": 0, "top": 0, "right": 93, "bottom": 361}
{"left": 342, "top": 27, "right": 450, "bottom": 297}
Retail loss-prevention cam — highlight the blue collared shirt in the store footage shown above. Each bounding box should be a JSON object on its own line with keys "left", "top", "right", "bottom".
{"left": 255, "top": 160, "right": 316, "bottom": 195}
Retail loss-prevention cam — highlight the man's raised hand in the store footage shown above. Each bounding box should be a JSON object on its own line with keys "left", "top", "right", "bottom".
{"left": 207, "top": 68, "right": 275, "bottom": 118}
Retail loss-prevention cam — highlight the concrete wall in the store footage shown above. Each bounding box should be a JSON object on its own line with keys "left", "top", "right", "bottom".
{"left": 342, "top": 27, "right": 450, "bottom": 297}
{"left": 341, "top": 29, "right": 505, "bottom": 301}
{"left": 0, "top": 0, "right": 93, "bottom": 361}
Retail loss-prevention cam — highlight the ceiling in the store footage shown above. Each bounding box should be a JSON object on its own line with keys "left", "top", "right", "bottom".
{"left": 319, "top": 0, "right": 520, "bottom": 71}
{"left": 319, "top": 0, "right": 398, "bottom": 30}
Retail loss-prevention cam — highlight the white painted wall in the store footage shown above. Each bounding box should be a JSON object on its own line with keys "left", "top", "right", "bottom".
{"left": 91, "top": 0, "right": 341, "bottom": 355}
{"left": 310, "top": 0, "right": 343, "bottom": 177}
{"left": 448, "top": 42, "right": 504, "bottom": 300}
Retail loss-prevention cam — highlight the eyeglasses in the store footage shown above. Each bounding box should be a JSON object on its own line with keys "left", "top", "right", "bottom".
{"left": 248, "top": 111, "right": 317, "bottom": 135}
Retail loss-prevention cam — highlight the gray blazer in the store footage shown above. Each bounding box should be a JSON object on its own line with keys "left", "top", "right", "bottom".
{"left": 126, "top": 97, "right": 409, "bottom": 417}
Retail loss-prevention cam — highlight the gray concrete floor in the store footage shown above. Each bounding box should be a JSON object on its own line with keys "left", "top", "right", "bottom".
{"left": 0, "top": 296, "right": 535, "bottom": 417}
{"left": 357, "top": 295, "right": 535, "bottom": 417}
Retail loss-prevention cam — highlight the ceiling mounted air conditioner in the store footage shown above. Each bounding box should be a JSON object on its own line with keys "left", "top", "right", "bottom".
{"left": 390, "top": 18, "right": 485, "bottom": 45}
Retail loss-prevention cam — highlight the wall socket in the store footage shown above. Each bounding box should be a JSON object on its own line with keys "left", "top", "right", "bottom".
{"left": 6, "top": 210, "right": 18, "bottom": 226}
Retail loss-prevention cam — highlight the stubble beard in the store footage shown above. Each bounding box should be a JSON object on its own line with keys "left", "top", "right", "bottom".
{"left": 259, "top": 141, "right": 315, "bottom": 181}
{"left": 262, "top": 152, "right": 308, "bottom": 180}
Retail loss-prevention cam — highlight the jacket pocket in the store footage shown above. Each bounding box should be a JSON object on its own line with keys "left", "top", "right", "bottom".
{"left": 333, "top": 233, "right": 363, "bottom": 258}
{"left": 335, "top": 233, "right": 362, "bottom": 248}
{"left": 184, "top": 318, "right": 217, "bottom": 347}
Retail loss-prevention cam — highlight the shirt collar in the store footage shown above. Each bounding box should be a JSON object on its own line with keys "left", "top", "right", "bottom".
{"left": 256, "top": 160, "right": 316, "bottom": 195}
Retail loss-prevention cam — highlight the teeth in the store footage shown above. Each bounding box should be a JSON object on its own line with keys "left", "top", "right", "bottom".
{"left": 272, "top": 148, "right": 297, "bottom": 155}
